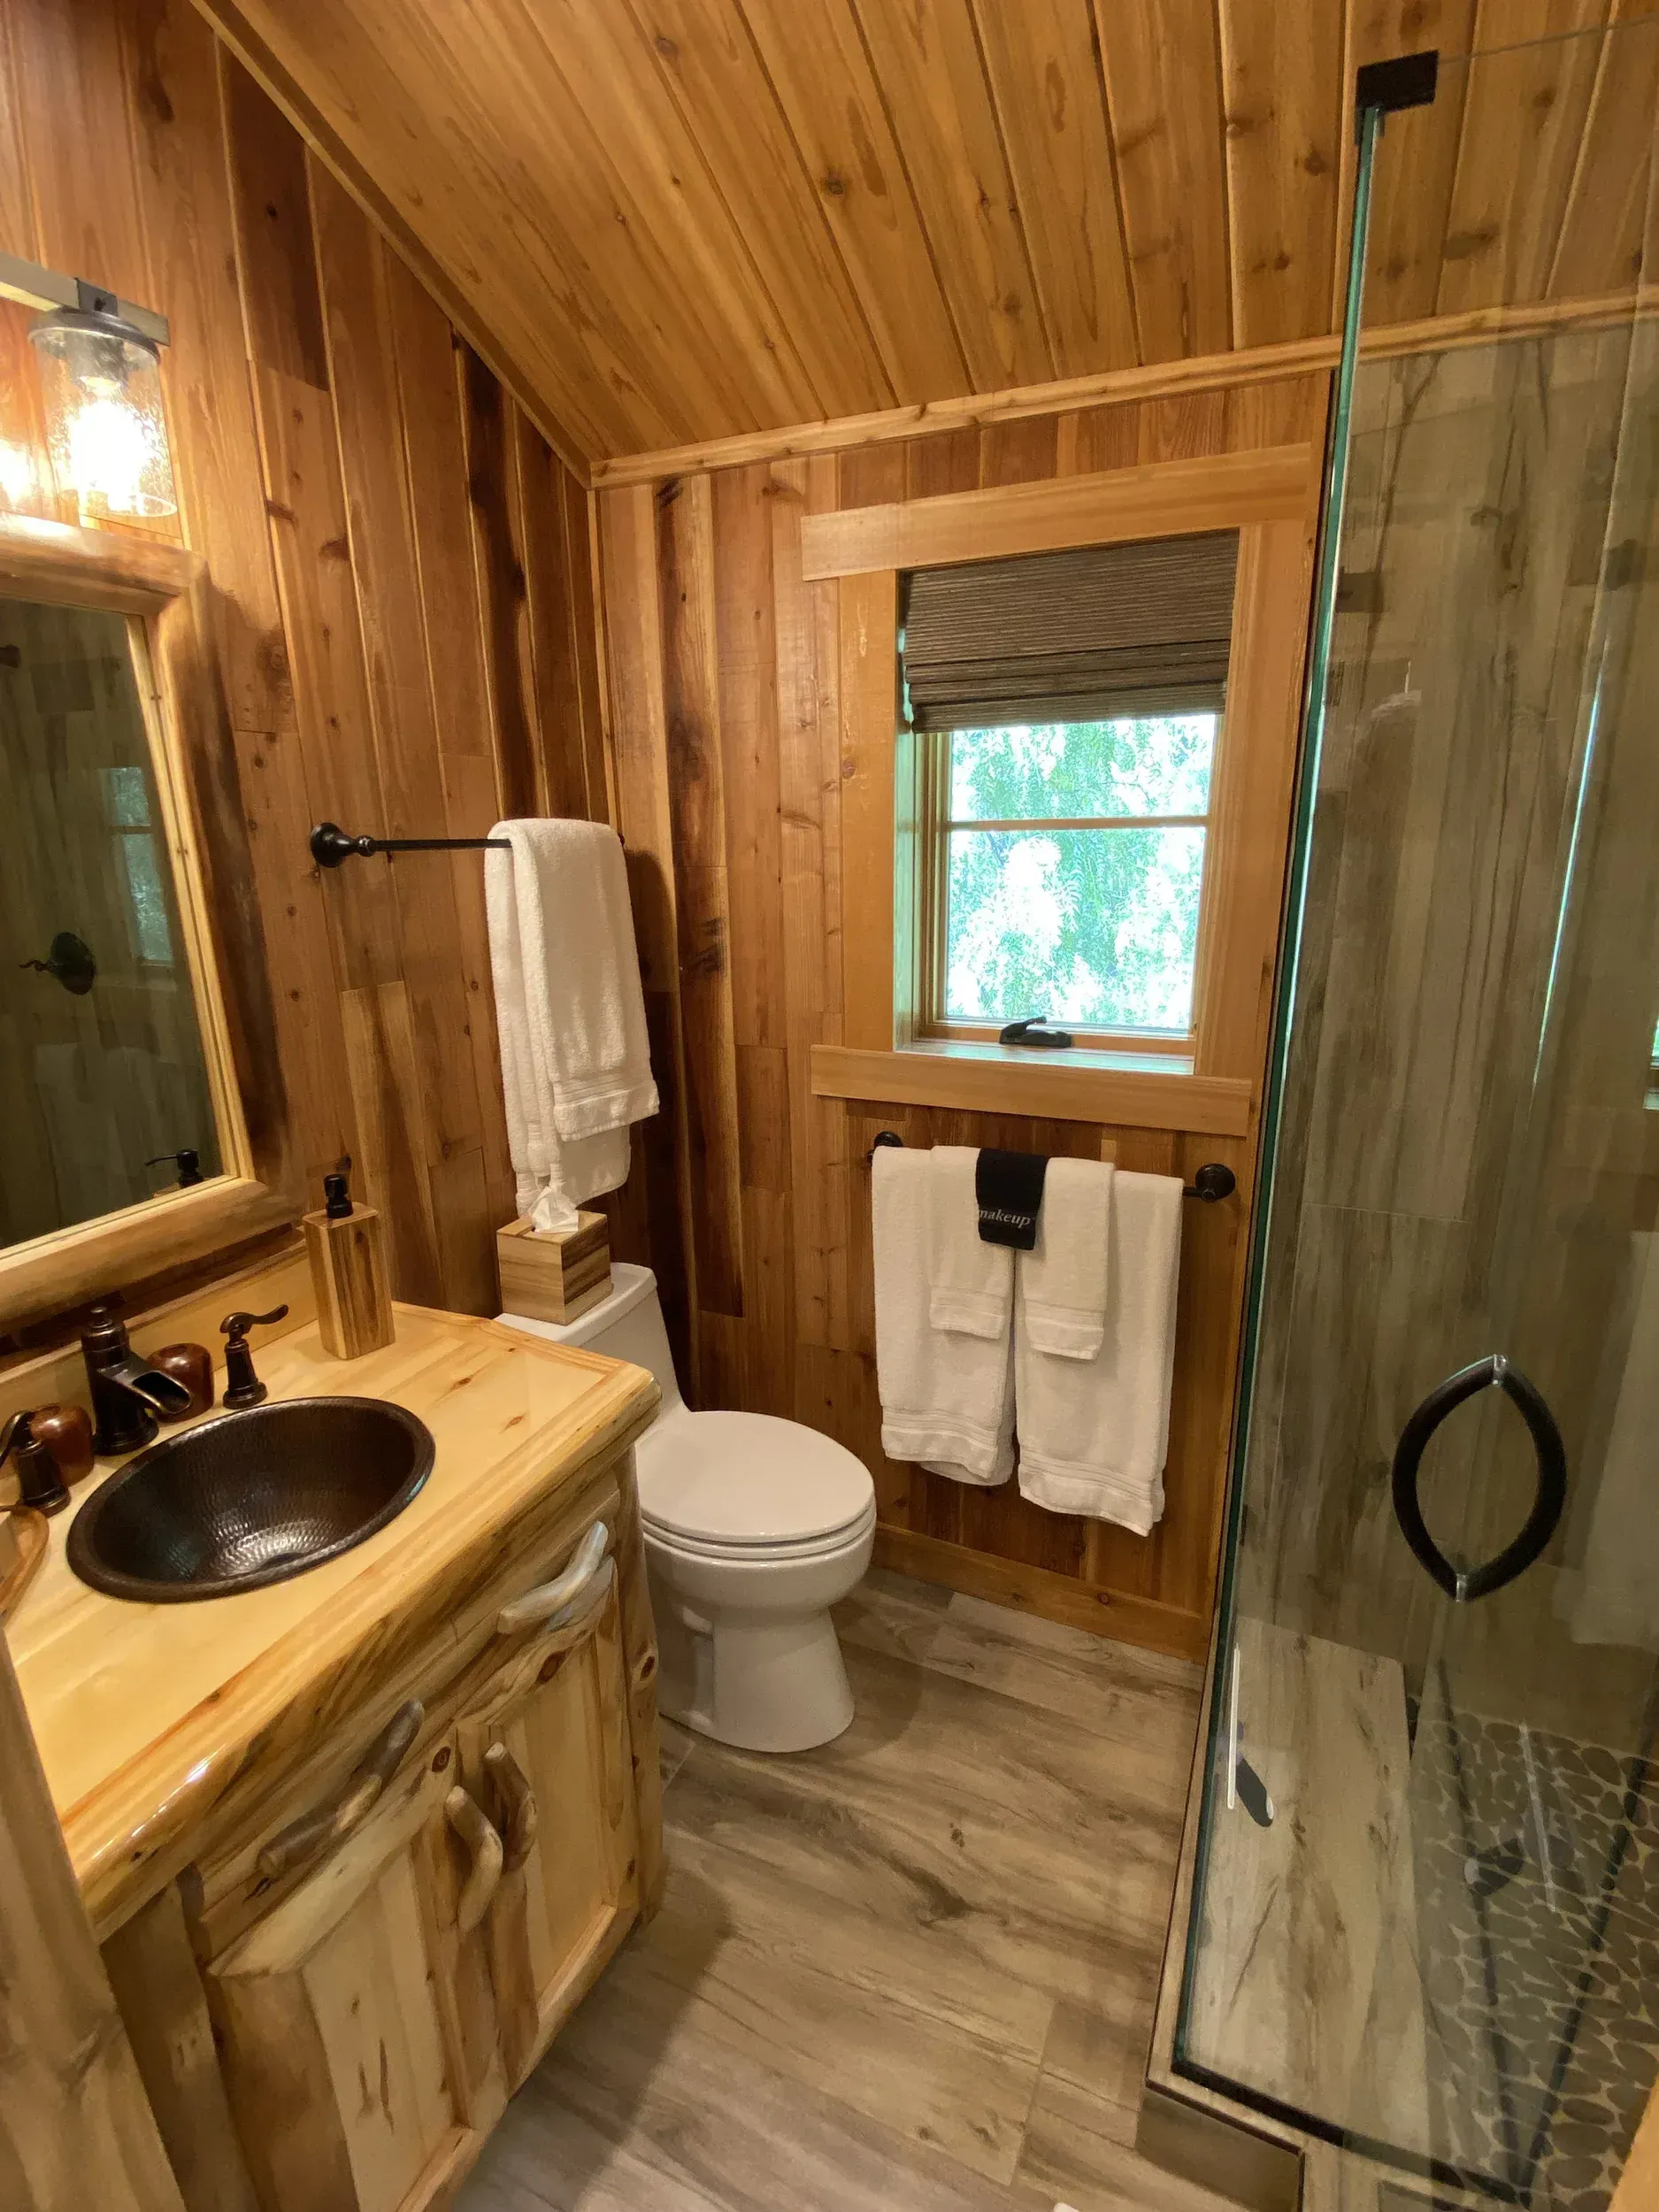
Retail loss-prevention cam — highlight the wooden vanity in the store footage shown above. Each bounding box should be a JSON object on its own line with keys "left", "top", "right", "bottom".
{"left": 6, "top": 1296, "right": 663, "bottom": 2212}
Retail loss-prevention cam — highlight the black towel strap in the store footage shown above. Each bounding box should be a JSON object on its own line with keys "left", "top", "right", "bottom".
{"left": 975, "top": 1148, "right": 1048, "bottom": 1250}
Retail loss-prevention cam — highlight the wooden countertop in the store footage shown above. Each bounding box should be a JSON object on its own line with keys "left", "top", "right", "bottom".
{"left": 8, "top": 1304, "right": 657, "bottom": 1930}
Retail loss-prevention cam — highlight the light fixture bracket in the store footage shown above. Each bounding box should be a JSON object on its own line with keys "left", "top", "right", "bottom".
{"left": 0, "top": 249, "right": 169, "bottom": 349}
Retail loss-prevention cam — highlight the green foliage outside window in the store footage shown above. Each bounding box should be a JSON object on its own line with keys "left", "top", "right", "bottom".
{"left": 942, "top": 716, "right": 1216, "bottom": 1034}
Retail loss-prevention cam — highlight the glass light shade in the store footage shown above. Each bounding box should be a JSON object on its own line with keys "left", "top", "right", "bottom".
{"left": 29, "top": 309, "right": 177, "bottom": 521}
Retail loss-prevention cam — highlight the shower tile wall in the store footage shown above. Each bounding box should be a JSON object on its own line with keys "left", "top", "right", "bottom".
{"left": 1238, "top": 326, "right": 1659, "bottom": 1722}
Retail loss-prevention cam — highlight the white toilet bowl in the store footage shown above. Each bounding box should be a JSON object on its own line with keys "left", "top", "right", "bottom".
{"left": 497, "top": 1263, "right": 874, "bottom": 1753}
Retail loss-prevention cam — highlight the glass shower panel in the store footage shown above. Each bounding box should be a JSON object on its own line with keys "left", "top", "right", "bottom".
{"left": 1177, "top": 20, "right": 1659, "bottom": 2206}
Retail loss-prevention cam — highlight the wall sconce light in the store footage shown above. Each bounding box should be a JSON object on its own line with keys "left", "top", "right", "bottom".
{"left": 0, "top": 250, "right": 175, "bottom": 522}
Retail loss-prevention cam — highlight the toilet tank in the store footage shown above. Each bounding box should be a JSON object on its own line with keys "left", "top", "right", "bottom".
{"left": 497, "top": 1261, "right": 683, "bottom": 1416}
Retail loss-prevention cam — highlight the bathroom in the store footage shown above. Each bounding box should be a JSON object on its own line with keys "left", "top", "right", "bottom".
{"left": 0, "top": 6, "right": 1655, "bottom": 2210}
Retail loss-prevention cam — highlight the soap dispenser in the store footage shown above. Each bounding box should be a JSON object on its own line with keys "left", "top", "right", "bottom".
{"left": 303, "top": 1168, "right": 395, "bottom": 1358}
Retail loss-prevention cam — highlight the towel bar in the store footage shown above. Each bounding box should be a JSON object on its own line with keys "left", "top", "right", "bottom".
{"left": 311, "top": 821, "right": 510, "bottom": 867}
{"left": 862, "top": 1131, "right": 1236, "bottom": 1202}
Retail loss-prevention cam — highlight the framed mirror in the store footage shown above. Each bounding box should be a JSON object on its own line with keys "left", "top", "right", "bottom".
{"left": 0, "top": 516, "right": 296, "bottom": 1326}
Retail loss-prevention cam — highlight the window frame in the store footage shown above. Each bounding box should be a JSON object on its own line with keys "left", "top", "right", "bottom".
{"left": 806, "top": 441, "right": 1321, "bottom": 1132}
{"left": 915, "top": 710, "right": 1227, "bottom": 1053}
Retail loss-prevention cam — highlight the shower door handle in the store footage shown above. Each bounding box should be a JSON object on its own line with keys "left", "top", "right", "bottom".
{"left": 1391, "top": 1356, "right": 1567, "bottom": 1601}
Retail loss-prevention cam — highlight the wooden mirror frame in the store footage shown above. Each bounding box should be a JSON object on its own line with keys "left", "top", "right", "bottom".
{"left": 0, "top": 515, "right": 297, "bottom": 1327}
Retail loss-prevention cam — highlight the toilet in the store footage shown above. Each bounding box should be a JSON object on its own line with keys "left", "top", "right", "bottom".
{"left": 498, "top": 1263, "right": 875, "bottom": 1753}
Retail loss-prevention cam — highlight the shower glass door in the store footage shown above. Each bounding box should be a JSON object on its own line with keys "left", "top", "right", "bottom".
{"left": 1178, "top": 22, "right": 1659, "bottom": 2207}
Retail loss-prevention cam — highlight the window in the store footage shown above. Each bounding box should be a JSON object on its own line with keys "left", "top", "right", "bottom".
{"left": 927, "top": 713, "right": 1217, "bottom": 1045}
{"left": 103, "top": 760, "right": 175, "bottom": 965}
{"left": 900, "top": 530, "right": 1237, "bottom": 1053}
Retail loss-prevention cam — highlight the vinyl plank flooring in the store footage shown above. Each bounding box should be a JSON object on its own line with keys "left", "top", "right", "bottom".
{"left": 834, "top": 1565, "right": 952, "bottom": 1666}
{"left": 463, "top": 2078, "right": 731, "bottom": 2212}
{"left": 1038, "top": 1986, "right": 1162, "bottom": 2124}
{"left": 820, "top": 1630, "right": 1194, "bottom": 1833}
{"left": 595, "top": 1849, "right": 1043, "bottom": 2181}
{"left": 515, "top": 1996, "right": 1035, "bottom": 2212}
{"left": 457, "top": 1572, "right": 1203, "bottom": 2212}
{"left": 1012, "top": 2075, "right": 1240, "bottom": 2212}
{"left": 658, "top": 1716, "right": 697, "bottom": 1791}
{"left": 665, "top": 1699, "right": 1181, "bottom": 2015}
{"left": 922, "top": 1595, "right": 1202, "bottom": 1751}
{"left": 666, "top": 1812, "right": 1055, "bottom": 2072}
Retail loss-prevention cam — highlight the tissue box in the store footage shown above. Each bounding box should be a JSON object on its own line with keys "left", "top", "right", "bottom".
{"left": 495, "top": 1212, "right": 611, "bottom": 1325}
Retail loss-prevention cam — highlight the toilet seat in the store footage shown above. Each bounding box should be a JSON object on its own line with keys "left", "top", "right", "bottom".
{"left": 636, "top": 1409, "right": 875, "bottom": 1560}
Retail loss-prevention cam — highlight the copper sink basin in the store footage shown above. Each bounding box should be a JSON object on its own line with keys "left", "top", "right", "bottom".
{"left": 66, "top": 1397, "right": 434, "bottom": 1602}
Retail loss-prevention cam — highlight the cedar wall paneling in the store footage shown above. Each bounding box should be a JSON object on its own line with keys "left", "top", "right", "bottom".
{"left": 0, "top": 0, "right": 608, "bottom": 1323}
{"left": 598, "top": 377, "right": 1326, "bottom": 1661}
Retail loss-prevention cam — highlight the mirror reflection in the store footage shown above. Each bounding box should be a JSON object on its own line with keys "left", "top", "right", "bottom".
{"left": 1, "top": 593, "right": 220, "bottom": 1247}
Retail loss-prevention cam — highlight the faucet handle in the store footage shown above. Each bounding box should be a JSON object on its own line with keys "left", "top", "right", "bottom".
{"left": 219, "top": 1305, "right": 288, "bottom": 1410}
{"left": 219, "top": 1305, "right": 290, "bottom": 1343}
{"left": 0, "top": 1408, "right": 83, "bottom": 1514}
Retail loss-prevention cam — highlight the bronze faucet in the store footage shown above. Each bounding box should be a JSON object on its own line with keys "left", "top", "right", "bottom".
{"left": 80, "top": 1303, "right": 194, "bottom": 1455}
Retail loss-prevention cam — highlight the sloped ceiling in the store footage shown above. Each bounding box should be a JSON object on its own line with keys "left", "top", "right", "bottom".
{"left": 202, "top": 0, "right": 1657, "bottom": 469}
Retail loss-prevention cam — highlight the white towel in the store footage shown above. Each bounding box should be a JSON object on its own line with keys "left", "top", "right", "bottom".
{"left": 1016, "top": 1171, "right": 1181, "bottom": 1533}
{"left": 926, "top": 1145, "right": 1013, "bottom": 1339}
{"left": 486, "top": 819, "right": 658, "bottom": 1233}
{"left": 1019, "top": 1157, "right": 1114, "bottom": 1359}
{"left": 873, "top": 1148, "right": 1014, "bottom": 1486}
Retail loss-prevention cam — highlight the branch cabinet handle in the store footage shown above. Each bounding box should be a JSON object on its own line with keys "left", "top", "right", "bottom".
{"left": 484, "top": 1741, "right": 539, "bottom": 1873}
{"left": 496, "top": 1521, "right": 611, "bottom": 1636}
{"left": 257, "top": 1698, "right": 425, "bottom": 1882}
{"left": 445, "top": 1786, "right": 505, "bottom": 1933}
{"left": 1390, "top": 1354, "right": 1567, "bottom": 1602}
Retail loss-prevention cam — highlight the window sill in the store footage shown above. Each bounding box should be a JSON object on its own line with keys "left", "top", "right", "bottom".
{"left": 810, "top": 1042, "right": 1252, "bottom": 1135}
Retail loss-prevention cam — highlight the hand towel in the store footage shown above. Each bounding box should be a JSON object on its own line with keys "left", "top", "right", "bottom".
{"left": 1018, "top": 1157, "right": 1114, "bottom": 1359}
{"left": 875, "top": 1147, "right": 1014, "bottom": 1486}
{"left": 927, "top": 1146, "right": 1014, "bottom": 1339}
{"left": 486, "top": 818, "right": 658, "bottom": 1233}
{"left": 1015, "top": 1170, "right": 1181, "bottom": 1533}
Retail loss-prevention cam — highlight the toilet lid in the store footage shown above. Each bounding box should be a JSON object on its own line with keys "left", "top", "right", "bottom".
{"left": 635, "top": 1410, "right": 874, "bottom": 1550}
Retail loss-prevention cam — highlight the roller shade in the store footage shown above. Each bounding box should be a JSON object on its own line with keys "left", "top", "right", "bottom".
{"left": 901, "top": 529, "right": 1240, "bottom": 732}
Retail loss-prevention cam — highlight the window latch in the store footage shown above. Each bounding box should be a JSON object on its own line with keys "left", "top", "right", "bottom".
{"left": 998, "top": 1016, "right": 1074, "bottom": 1050}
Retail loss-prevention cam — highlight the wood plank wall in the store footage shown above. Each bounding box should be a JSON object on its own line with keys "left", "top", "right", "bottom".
{"left": 0, "top": 0, "right": 606, "bottom": 1328}
{"left": 597, "top": 377, "right": 1326, "bottom": 1662}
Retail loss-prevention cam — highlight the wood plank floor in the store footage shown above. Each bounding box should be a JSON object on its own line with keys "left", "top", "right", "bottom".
{"left": 456, "top": 1571, "right": 1232, "bottom": 2211}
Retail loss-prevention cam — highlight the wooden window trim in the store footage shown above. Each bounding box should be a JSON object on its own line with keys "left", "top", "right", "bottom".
{"left": 800, "top": 445, "right": 1317, "bottom": 580}
{"left": 824, "top": 452, "right": 1316, "bottom": 1119}
{"left": 0, "top": 516, "right": 297, "bottom": 1327}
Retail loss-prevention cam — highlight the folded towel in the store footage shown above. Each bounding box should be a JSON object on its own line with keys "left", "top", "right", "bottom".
{"left": 486, "top": 818, "right": 659, "bottom": 1233}
{"left": 1019, "top": 1156, "right": 1114, "bottom": 1359}
{"left": 875, "top": 1147, "right": 1014, "bottom": 1486}
{"left": 927, "top": 1146, "right": 1014, "bottom": 1339}
{"left": 1015, "top": 1170, "right": 1181, "bottom": 1533}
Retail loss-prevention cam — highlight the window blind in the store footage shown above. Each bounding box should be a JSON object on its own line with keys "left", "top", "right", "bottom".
{"left": 901, "top": 530, "right": 1240, "bottom": 732}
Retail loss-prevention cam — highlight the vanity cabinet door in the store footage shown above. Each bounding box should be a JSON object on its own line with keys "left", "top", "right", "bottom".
{"left": 457, "top": 1532, "right": 640, "bottom": 2091}
{"left": 208, "top": 1732, "right": 505, "bottom": 2212}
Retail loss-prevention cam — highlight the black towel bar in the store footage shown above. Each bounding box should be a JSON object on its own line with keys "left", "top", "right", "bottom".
{"left": 311, "top": 821, "right": 509, "bottom": 868}
{"left": 863, "top": 1130, "right": 1236, "bottom": 1201}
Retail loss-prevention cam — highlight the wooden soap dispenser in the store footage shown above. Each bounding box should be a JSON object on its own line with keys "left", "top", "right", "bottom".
{"left": 303, "top": 1170, "right": 396, "bottom": 1358}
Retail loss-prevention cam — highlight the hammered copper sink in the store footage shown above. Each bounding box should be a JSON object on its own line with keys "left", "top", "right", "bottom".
{"left": 66, "top": 1397, "right": 435, "bottom": 1601}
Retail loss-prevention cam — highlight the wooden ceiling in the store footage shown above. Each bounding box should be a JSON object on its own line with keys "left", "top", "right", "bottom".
{"left": 204, "top": 0, "right": 1658, "bottom": 472}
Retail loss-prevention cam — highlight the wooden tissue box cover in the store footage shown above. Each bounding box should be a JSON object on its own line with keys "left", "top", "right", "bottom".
{"left": 496, "top": 1212, "right": 611, "bottom": 1325}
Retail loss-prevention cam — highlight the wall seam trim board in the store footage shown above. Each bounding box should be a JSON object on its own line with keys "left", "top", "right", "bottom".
{"left": 590, "top": 291, "right": 1659, "bottom": 486}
